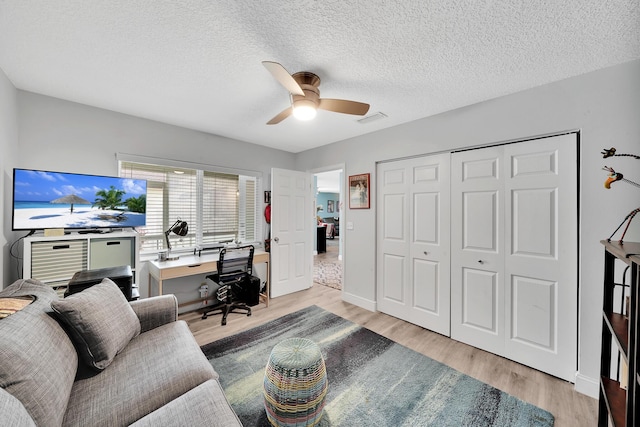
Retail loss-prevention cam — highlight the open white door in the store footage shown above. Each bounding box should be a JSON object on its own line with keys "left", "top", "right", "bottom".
{"left": 270, "top": 168, "right": 314, "bottom": 298}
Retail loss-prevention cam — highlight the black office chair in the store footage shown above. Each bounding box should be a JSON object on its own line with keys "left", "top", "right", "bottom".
{"left": 201, "top": 245, "right": 259, "bottom": 326}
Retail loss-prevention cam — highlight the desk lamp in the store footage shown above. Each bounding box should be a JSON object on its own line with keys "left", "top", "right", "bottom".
{"left": 164, "top": 219, "right": 188, "bottom": 260}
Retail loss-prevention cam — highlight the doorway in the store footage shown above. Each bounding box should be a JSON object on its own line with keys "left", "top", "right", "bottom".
{"left": 314, "top": 169, "right": 343, "bottom": 291}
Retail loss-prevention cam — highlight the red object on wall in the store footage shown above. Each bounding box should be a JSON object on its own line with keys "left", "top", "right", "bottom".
{"left": 264, "top": 204, "right": 271, "bottom": 224}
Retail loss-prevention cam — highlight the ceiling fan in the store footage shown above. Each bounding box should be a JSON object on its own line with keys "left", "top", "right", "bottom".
{"left": 262, "top": 61, "right": 370, "bottom": 125}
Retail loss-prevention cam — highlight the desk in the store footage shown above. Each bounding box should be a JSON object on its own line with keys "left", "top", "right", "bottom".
{"left": 148, "top": 250, "right": 270, "bottom": 308}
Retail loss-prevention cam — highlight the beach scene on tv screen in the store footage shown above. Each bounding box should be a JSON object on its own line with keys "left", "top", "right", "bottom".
{"left": 13, "top": 169, "right": 146, "bottom": 230}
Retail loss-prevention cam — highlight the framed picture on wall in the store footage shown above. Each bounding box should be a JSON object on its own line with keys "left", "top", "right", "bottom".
{"left": 327, "top": 200, "right": 334, "bottom": 213}
{"left": 349, "top": 173, "right": 370, "bottom": 209}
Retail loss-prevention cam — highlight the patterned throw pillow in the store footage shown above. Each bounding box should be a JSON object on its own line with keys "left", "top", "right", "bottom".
{"left": 51, "top": 278, "right": 141, "bottom": 370}
{"left": 0, "top": 296, "right": 34, "bottom": 318}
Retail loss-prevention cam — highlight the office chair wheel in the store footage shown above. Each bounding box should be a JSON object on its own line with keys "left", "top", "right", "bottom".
{"left": 247, "top": 312, "right": 251, "bottom": 317}
{"left": 222, "top": 318, "right": 227, "bottom": 326}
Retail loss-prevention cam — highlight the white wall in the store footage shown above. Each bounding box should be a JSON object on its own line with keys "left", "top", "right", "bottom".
{"left": 16, "top": 91, "right": 296, "bottom": 180}
{"left": 0, "top": 67, "right": 19, "bottom": 288}
{"left": 11, "top": 92, "right": 297, "bottom": 303}
{"left": 295, "top": 59, "right": 640, "bottom": 397}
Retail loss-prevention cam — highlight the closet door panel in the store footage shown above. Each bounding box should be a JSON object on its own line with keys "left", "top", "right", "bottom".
{"left": 377, "top": 165, "right": 410, "bottom": 319}
{"left": 451, "top": 147, "right": 505, "bottom": 354}
{"left": 511, "top": 188, "right": 556, "bottom": 257}
{"left": 414, "top": 192, "right": 439, "bottom": 244}
{"left": 504, "top": 134, "right": 577, "bottom": 382}
{"left": 408, "top": 155, "right": 450, "bottom": 333}
{"left": 413, "top": 258, "right": 439, "bottom": 313}
{"left": 463, "top": 191, "right": 499, "bottom": 252}
{"left": 510, "top": 275, "right": 556, "bottom": 350}
{"left": 382, "top": 253, "right": 405, "bottom": 303}
{"left": 377, "top": 154, "right": 450, "bottom": 335}
{"left": 452, "top": 134, "right": 577, "bottom": 382}
{"left": 462, "top": 267, "right": 499, "bottom": 333}
{"left": 412, "top": 192, "right": 441, "bottom": 315}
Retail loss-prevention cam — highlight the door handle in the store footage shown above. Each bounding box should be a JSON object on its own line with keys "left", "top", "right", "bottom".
{"left": 273, "top": 237, "right": 279, "bottom": 243}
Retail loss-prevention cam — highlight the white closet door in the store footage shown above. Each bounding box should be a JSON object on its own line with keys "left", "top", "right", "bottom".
{"left": 377, "top": 154, "right": 451, "bottom": 335}
{"left": 450, "top": 146, "right": 505, "bottom": 353}
{"left": 451, "top": 134, "right": 577, "bottom": 382}
{"left": 503, "top": 134, "right": 578, "bottom": 381}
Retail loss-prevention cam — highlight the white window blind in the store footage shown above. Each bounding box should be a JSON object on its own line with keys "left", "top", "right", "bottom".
{"left": 202, "top": 171, "right": 238, "bottom": 244}
{"left": 239, "top": 176, "right": 257, "bottom": 242}
{"left": 119, "top": 161, "right": 258, "bottom": 254}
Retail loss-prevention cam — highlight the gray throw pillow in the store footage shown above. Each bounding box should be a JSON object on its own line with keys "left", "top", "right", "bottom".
{"left": 51, "top": 278, "right": 141, "bottom": 370}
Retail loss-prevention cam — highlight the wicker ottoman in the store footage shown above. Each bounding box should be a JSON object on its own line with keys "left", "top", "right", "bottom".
{"left": 263, "top": 338, "right": 328, "bottom": 427}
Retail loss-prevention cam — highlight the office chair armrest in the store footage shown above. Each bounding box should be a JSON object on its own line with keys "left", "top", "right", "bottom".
{"left": 130, "top": 294, "right": 178, "bottom": 333}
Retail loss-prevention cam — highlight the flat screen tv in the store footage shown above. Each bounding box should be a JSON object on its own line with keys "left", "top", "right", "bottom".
{"left": 12, "top": 168, "right": 147, "bottom": 231}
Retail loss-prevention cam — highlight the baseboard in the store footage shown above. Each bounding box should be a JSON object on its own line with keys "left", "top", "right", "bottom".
{"left": 342, "top": 291, "right": 377, "bottom": 312}
{"left": 574, "top": 372, "right": 599, "bottom": 398}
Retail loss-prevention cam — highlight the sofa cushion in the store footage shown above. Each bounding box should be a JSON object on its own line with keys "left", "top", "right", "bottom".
{"left": 0, "top": 387, "right": 37, "bottom": 427}
{"left": 129, "top": 294, "right": 178, "bottom": 333}
{"left": 62, "top": 320, "right": 217, "bottom": 426}
{"left": 0, "top": 279, "right": 78, "bottom": 427}
{"left": 51, "top": 278, "right": 141, "bottom": 370}
{"left": 129, "top": 380, "right": 242, "bottom": 427}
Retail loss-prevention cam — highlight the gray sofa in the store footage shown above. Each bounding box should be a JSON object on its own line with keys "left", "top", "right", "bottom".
{"left": 0, "top": 278, "right": 242, "bottom": 427}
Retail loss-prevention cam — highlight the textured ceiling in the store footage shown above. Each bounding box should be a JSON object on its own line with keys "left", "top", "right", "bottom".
{"left": 1, "top": 1, "right": 638, "bottom": 153}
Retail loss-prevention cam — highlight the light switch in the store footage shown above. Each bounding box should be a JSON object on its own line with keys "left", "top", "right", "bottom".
{"left": 346, "top": 222, "right": 354, "bottom": 230}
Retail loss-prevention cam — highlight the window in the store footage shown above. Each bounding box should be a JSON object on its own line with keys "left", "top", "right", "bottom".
{"left": 119, "top": 160, "right": 259, "bottom": 255}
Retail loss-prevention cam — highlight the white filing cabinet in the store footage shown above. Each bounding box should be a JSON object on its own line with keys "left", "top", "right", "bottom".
{"left": 23, "top": 231, "right": 139, "bottom": 290}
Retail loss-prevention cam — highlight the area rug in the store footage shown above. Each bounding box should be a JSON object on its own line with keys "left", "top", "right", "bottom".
{"left": 201, "top": 305, "right": 554, "bottom": 427}
{"left": 313, "top": 261, "right": 342, "bottom": 290}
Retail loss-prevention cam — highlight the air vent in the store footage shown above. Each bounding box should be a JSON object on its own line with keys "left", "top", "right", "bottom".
{"left": 358, "top": 112, "right": 387, "bottom": 124}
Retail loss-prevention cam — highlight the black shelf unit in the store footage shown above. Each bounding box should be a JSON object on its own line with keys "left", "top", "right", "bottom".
{"left": 599, "top": 240, "right": 639, "bottom": 427}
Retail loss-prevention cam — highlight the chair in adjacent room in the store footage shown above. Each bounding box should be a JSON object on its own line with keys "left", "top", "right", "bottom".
{"left": 201, "top": 245, "right": 259, "bottom": 326}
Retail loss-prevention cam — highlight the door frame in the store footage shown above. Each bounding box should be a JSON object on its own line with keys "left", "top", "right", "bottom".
{"left": 310, "top": 163, "right": 346, "bottom": 288}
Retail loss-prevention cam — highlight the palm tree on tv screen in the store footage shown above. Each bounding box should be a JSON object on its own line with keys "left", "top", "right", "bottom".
{"left": 93, "top": 186, "right": 125, "bottom": 210}
{"left": 125, "top": 195, "right": 146, "bottom": 213}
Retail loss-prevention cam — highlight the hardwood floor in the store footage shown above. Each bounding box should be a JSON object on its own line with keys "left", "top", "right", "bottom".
{"left": 180, "top": 284, "right": 597, "bottom": 427}
{"left": 315, "top": 236, "right": 340, "bottom": 263}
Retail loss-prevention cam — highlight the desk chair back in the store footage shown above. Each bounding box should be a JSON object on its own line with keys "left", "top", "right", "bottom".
{"left": 217, "top": 245, "right": 254, "bottom": 285}
{"left": 202, "top": 245, "right": 256, "bottom": 325}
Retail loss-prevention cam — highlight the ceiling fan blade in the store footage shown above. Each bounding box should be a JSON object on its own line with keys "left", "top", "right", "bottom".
{"left": 267, "top": 106, "right": 293, "bottom": 125}
{"left": 262, "top": 61, "right": 305, "bottom": 96}
{"left": 318, "top": 98, "right": 370, "bottom": 116}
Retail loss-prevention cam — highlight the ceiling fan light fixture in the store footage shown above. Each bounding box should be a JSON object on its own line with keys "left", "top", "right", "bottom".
{"left": 263, "top": 61, "right": 368, "bottom": 125}
{"left": 292, "top": 102, "right": 317, "bottom": 121}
